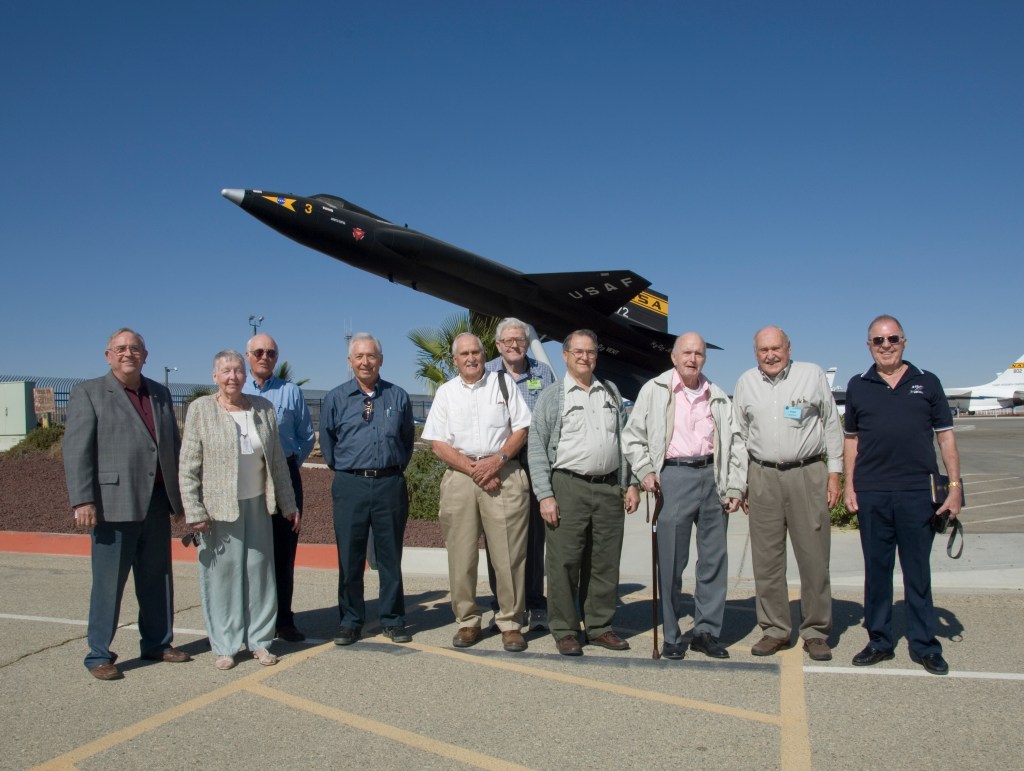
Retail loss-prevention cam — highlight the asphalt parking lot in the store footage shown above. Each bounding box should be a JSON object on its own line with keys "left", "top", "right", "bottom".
{"left": 1, "top": 417, "right": 1021, "bottom": 770}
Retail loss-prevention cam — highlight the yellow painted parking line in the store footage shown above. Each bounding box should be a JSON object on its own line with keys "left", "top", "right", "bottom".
{"left": 778, "top": 645, "right": 813, "bottom": 770}
{"left": 408, "top": 641, "right": 781, "bottom": 726}
{"left": 32, "top": 644, "right": 329, "bottom": 771}
{"left": 248, "top": 682, "right": 530, "bottom": 771}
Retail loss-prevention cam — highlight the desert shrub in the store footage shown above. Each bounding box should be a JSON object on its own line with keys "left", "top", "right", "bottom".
{"left": 830, "top": 473, "right": 858, "bottom": 528}
{"left": 406, "top": 446, "right": 445, "bottom": 521}
{"left": 3, "top": 424, "right": 66, "bottom": 458}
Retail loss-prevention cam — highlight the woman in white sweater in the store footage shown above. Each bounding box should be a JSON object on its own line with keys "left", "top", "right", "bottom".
{"left": 179, "top": 350, "right": 298, "bottom": 670}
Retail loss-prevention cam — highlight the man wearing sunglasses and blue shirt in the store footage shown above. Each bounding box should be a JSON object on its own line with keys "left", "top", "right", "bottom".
{"left": 843, "top": 315, "right": 962, "bottom": 675}
{"left": 320, "top": 333, "right": 416, "bottom": 646}
{"left": 243, "top": 334, "right": 316, "bottom": 642}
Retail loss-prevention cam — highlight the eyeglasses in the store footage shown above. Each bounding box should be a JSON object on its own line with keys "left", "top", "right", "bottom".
{"left": 247, "top": 348, "right": 278, "bottom": 359}
{"left": 569, "top": 349, "right": 598, "bottom": 359}
{"left": 107, "top": 345, "right": 144, "bottom": 356}
{"left": 362, "top": 397, "right": 374, "bottom": 422}
{"left": 869, "top": 335, "right": 903, "bottom": 347}
{"left": 498, "top": 336, "right": 527, "bottom": 348}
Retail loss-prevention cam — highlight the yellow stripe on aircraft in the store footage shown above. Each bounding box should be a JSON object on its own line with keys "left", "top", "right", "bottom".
{"left": 629, "top": 291, "right": 669, "bottom": 317}
{"left": 263, "top": 195, "right": 297, "bottom": 212}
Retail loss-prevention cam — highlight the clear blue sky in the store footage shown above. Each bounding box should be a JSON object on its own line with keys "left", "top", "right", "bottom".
{"left": 3, "top": 2, "right": 1021, "bottom": 395}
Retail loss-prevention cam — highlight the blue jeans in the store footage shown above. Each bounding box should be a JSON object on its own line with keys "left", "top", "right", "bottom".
{"left": 85, "top": 484, "right": 174, "bottom": 669}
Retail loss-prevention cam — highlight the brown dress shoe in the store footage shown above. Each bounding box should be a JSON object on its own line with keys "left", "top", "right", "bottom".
{"left": 88, "top": 662, "right": 123, "bottom": 681}
{"left": 751, "top": 635, "right": 790, "bottom": 656}
{"left": 555, "top": 635, "right": 583, "bottom": 656}
{"left": 501, "top": 630, "right": 527, "bottom": 652}
{"left": 588, "top": 631, "right": 630, "bottom": 651}
{"left": 143, "top": 647, "right": 191, "bottom": 663}
{"left": 803, "top": 638, "right": 832, "bottom": 661}
{"left": 452, "top": 626, "right": 482, "bottom": 648}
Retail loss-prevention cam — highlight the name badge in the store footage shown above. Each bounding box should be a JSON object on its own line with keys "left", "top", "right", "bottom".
{"left": 527, "top": 378, "right": 543, "bottom": 391}
{"left": 784, "top": 405, "right": 802, "bottom": 420}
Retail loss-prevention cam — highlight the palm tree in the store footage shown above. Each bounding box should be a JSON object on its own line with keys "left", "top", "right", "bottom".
{"left": 408, "top": 311, "right": 499, "bottom": 393}
{"left": 274, "top": 360, "right": 309, "bottom": 386}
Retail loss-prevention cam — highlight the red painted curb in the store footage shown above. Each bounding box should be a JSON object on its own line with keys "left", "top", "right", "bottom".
{"left": 0, "top": 531, "right": 339, "bottom": 570}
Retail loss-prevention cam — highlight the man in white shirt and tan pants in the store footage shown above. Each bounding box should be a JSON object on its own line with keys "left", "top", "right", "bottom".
{"left": 422, "top": 333, "right": 532, "bottom": 652}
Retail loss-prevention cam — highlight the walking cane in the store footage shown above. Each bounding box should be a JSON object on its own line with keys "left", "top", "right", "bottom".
{"left": 647, "top": 484, "right": 663, "bottom": 659}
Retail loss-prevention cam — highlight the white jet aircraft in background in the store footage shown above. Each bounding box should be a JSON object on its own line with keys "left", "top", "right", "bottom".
{"left": 945, "top": 354, "right": 1024, "bottom": 414}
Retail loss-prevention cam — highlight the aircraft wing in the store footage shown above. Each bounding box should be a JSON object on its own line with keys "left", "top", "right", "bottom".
{"left": 521, "top": 270, "right": 652, "bottom": 318}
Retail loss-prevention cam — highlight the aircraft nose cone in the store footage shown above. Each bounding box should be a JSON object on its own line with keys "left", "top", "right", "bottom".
{"left": 221, "top": 188, "right": 244, "bottom": 204}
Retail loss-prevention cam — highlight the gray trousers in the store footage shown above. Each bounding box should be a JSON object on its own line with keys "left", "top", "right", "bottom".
{"left": 658, "top": 465, "right": 728, "bottom": 644}
{"left": 198, "top": 494, "right": 278, "bottom": 655}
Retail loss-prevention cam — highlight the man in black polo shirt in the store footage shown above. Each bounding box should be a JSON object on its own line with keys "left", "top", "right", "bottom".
{"left": 843, "top": 315, "right": 962, "bottom": 675}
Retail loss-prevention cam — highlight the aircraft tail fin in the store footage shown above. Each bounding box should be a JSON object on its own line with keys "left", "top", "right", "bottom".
{"left": 826, "top": 367, "right": 837, "bottom": 389}
{"left": 992, "top": 354, "right": 1024, "bottom": 384}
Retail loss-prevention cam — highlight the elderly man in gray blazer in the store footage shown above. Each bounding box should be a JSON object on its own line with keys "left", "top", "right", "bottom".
{"left": 64, "top": 328, "right": 191, "bottom": 680}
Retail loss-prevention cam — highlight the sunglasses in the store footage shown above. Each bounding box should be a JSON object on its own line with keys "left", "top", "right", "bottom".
{"left": 870, "top": 335, "right": 903, "bottom": 347}
{"left": 248, "top": 348, "right": 278, "bottom": 359}
{"left": 362, "top": 396, "right": 374, "bottom": 422}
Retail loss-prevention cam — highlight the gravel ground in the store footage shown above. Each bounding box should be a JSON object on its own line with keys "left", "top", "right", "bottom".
{"left": 0, "top": 455, "right": 445, "bottom": 548}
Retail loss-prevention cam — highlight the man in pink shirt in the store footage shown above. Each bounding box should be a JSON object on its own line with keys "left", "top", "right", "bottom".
{"left": 623, "top": 333, "right": 747, "bottom": 659}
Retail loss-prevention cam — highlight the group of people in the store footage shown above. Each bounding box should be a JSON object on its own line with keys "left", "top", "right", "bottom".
{"left": 63, "top": 313, "right": 962, "bottom": 681}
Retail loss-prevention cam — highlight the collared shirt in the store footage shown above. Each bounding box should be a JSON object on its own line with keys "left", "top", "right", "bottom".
{"left": 485, "top": 355, "right": 557, "bottom": 412}
{"left": 422, "top": 370, "right": 531, "bottom": 456}
{"left": 667, "top": 372, "right": 714, "bottom": 458}
{"left": 122, "top": 380, "right": 162, "bottom": 483}
{"left": 844, "top": 361, "right": 953, "bottom": 491}
{"left": 733, "top": 360, "right": 844, "bottom": 473}
{"left": 319, "top": 378, "right": 415, "bottom": 472}
{"left": 243, "top": 375, "right": 315, "bottom": 463}
{"left": 553, "top": 376, "right": 619, "bottom": 476}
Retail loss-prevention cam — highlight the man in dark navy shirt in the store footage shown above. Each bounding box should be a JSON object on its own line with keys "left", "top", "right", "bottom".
{"left": 843, "top": 315, "right": 962, "bottom": 675}
{"left": 320, "top": 333, "right": 415, "bottom": 645}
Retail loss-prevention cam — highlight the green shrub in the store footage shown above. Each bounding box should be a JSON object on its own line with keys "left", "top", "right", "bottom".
{"left": 829, "top": 473, "right": 858, "bottom": 528}
{"left": 3, "top": 424, "right": 66, "bottom": 458}
{"left": 406, "top": 447, "right": 446, "bottom": 521}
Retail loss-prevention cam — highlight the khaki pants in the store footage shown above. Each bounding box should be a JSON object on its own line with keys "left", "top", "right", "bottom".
{"left": 747, "top": 461, "right": 832, "bottom": 640}
{"left": 438, "top": 462, "right": 529, "bottom": 631}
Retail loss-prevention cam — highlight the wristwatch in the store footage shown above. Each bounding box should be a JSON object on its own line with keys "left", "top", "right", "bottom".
{"left": 948, "top": 480, "right": 961, "bottom": 488}
{"left": 498, "top": 452, "right": 509, "bottom": 464}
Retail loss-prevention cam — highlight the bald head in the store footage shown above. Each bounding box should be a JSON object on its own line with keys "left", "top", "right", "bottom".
{"left": 753, "top": 326, "right": 791, "bottom": 378}
{"left": 245, "top": 333, "right": 279, "bottom": 385}
{"left": 670, "top": 332, "right": 707, "bottom": 388}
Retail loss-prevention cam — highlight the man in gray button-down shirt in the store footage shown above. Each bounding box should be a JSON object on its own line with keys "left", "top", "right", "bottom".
{"left": 732, "top": 326, "right": 843, "bottom": 662}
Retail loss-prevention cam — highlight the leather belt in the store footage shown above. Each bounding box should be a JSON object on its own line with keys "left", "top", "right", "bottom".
{"left": 749, "top": 453, "right": 824, "bottom": 471}
{"left": 343, "top": 466, "right": 402, "bottom": 478}
{"left": 663, "top": 454, "right": 714, "bottom": 469}
{"left": 554, "top": 468, "right": 617, "bottom": 485}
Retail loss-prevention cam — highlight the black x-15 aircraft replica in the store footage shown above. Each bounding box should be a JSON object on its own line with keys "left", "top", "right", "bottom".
{"left": 222, "top": 188, "right": 716, "bottom": 399}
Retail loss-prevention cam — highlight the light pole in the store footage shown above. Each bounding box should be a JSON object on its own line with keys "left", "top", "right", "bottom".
{"left": 163, "top": 366, "right": 178, "bottom": 389}
{"left": 248, "top": 314, "right": 264, "bottom": 335}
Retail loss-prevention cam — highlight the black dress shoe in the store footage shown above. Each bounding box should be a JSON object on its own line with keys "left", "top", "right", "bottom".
{"left": 661, "top": 642, "right": 686, "bottom": 660}
{"left": 689, "top": 632, "right": 729, "bottom": 659}
{"left": 382, "top": 625, "right": 413, "bottom": 643}
{"left": 277, "top": 624, "right": 306, "bottom": 642}
{"left": 910, "top": 651, "right": 949, "bottom": 675}
{"left": 334, "top": 627, "right": 361, "bottom": 646}
{"left": 851, "top": 645, "right": 895, "bottom": 666}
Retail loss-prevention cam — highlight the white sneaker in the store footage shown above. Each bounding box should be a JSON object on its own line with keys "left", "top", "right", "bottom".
{"left": 529, "top": 608, "right": 549, "bottom": 631}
